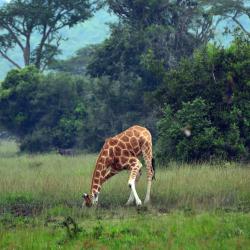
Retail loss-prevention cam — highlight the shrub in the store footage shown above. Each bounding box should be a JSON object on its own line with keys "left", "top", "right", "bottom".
{"left": 155, "top": 33, "right": 250, "bottom": 163}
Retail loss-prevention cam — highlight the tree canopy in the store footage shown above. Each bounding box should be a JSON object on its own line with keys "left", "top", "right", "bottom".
{"left": 0, "top": 0, "right": 94, "bottom": 70}
{"left": 0, "top": 0, "right": 249, "bottom": 162}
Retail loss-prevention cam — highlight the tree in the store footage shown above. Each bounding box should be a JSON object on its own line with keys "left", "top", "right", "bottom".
{"left": 90, "top": 0, "right": 215, "bottom": 78}
{"left": 84, "top": 0, "right": 216, "bottom": 143}
{"left": 49, "top": 45, "right": 98, "bottom": 75}
{"left": 155, "top": 32, "right": 250, "bottom": 162}
{"left": 0, "top": 66, "right": 89, "bottom": 152}
{"left": 156, "top": 98, "right": 220, "bottom": 162}
{"left": 0, "top": 0, "right": 93, "bottom": 71}
{"left": 203, "top": 0, "right": 250, "bottom": 36}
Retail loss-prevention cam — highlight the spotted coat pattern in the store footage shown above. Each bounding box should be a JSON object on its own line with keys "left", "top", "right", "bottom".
{"left": 83, "top": 125, "right": 154, "bottom": 206}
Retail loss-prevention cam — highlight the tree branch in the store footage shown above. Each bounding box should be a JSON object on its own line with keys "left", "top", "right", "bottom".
{"left": 3, "top": 23, "right": 25, "bottom": 52}
{"left": 231, "top": 15, "right": 250, "bottom": 36}
{"left": 223, "top": 11, "right": 250, "bottom": 36}
{"left": 0, "top": 50, "right": 21, "bottom": 69}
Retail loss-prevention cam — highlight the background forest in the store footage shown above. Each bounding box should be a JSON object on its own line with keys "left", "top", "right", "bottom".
{"left": 0, "top": 0, "right": 250, "bottom": 163}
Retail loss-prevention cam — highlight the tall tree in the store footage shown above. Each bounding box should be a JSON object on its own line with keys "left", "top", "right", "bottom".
{"left": 203, "top": 0, "right": 250, "bottom": 36}
{"left": 89, "top": 0, "right": 215, "bottom": 79}
{"left": 0, "top": 0, "right": 94, "bottom": 71}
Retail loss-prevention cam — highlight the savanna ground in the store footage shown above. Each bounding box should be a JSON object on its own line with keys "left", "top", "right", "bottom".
{"left": 0, "top": 140, "right": 250, "bottom": 249}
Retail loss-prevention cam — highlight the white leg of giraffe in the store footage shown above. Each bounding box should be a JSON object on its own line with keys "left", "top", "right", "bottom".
{"left": 125, "top": 191, "right": 135, "bottom": 206}
{"left": 128, "top": 160, "right": 142, "bottom": 206}
{"left": 144, "top": 180, "right": 152, "bottom": 204}
{"left": 126, "top": 169, "right": 142, "bottom": 205}
{"left": 144, "top": 159, "right": 153, "bottom": 204}
{"left": 142, "top": 144, "right": 154, "bottom": 205}
{"left": 128, "top": 179, "right": 142, "bottom": 206}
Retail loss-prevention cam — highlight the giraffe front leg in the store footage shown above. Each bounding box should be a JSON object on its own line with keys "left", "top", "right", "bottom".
{"left": 126, "top": 169, "right": 142, "bottom": 206}
{"left": 128, "top": 161, "right": 142, "bottom": 206}
{"left": 125, "top": 191, "right": 135, "bottom": 206}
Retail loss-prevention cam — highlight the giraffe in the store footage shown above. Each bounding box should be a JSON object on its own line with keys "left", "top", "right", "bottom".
{"left": 82, "top": 125, "right": 155, "bottom": 207}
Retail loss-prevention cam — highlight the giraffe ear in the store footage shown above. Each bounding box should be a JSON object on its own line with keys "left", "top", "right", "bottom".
{"left": 83, "top": 193, "right": 88, "bottom": 198}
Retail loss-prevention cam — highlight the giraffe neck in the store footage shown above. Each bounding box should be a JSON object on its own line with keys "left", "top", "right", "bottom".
{"left": 90, "top": 150, "right": 107, "bottom": 196}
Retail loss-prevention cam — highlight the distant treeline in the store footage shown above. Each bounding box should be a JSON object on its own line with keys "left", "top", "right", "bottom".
{"left": 0, "top": 0, "right": 250, "bottom": 162}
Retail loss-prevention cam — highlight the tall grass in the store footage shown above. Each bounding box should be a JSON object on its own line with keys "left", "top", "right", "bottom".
{"left": 1, "top": 140, "right": 250, "bottom": 249}
{"left": 0, "top": 140, "right": 249, "bottom": 212}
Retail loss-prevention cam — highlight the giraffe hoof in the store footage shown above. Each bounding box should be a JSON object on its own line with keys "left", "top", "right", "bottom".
{"left": 144, "top": 199, "right": 150, "bottom": 205}
{"left": 136, "top": 200, "right": 142, "bottom": 206}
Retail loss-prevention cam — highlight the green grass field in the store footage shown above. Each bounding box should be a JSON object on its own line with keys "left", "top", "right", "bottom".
{"left": 0, "top": 140, "right": 250, "bottom": 249}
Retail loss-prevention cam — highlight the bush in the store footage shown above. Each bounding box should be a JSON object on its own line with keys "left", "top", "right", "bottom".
{"left": 0, "top": 66, "right": 88, "bottom": 152}
{"left": 155, "top": 33, "right": 250, "bottom": 163}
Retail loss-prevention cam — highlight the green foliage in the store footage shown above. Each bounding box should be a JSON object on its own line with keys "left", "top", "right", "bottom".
{"left": 82, "top": 0, "right": 218, "bottom": 148}
{"left": 155, "top": 33, "right": 250, "bottom": 162}
{"left": 0, "top": 66, "right": 42, "bottom": 137}
{"left": 50, "top": 45, "right": 99, "bottom": 75}
{"left": 89, "top": 0, "right": 214, "bottom": 77}
{"left": 79, "top": 74, "right": 151, "bottom": 151}
{"left": 0, "top": 0, "right": 93, "bottom": 70}
{"left": 0, "top": 66, "right": 88, "bottom": 152}
{"left": 157, "top": 98, "right": 220, "bottom": 162}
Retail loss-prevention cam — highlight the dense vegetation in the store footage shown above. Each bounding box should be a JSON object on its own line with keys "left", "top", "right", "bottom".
{"left": 155, "top": 33, "right": 250, "bottom": 162}
{"left": 0, "top": 0, "right": 250, "bottom": 163}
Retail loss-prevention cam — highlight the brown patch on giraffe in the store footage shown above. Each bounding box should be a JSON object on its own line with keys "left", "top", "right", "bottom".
{"left": 133, "top": 129, "right": 140, "bottom": 137}
{"left": 114, "top": 146, "right": 122, "bottom": 156}
{"left": 134, "top": 147, "right": 140, "bottom": 155}
{"left": 123, "top": 149, "right": 130, "bottom": 157}
{"left": 96, "top": 163, "right": 103, "bottom": 170}
{"left": 101, "top": 170, "right": 106, "bottom": 176}
{"left": 120, "top": 157, "right": 128, "bottom": 165}
{"left": 118, "top": 141, "right": 126, "bottom": 149}
{"left": 113, "top": 162, "right": 121, "bottom": 170}
{"left": 125, "top": 142, "right": 133, "bottom": 151}
{"left": 139, "top": 137, "right": 145, "bottom": 147}
{"left": 94, "top": 178, "right": 100, "bottom": 184}
{"left": 130, "top": 137, "right": 138, "bottom": 147}
{"left": 102, "top": 150, "right": 108, "bottom": 156}
{"left": 99, "top": 157, "right": 105, "bottom": 164}
{"left": 95, "top": 171, "right": 101, "bottom": 178}
{"left": 121, "top": 135, "right": 129, "bottom": 142}
{"left": 93, "top": 185, "right": 99, "bottom": 190}
{"left": 105, "top": 157, "right": 112, "bottom": 165}
{"left": 125, "top": 130, "right": 133, "bottom": 137}
{"left": 109, "top": 147, "right": 114, "bottom": 157}
{"left": 109, "top": 138, "right": 118, "bottom": 146}
{"left": 129, "top": 158, "right": 136, "bottom": 164}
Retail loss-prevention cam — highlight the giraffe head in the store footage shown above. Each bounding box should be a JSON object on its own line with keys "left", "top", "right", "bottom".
{"left": 82, "top": 192, "right": 99, "bottom": 207}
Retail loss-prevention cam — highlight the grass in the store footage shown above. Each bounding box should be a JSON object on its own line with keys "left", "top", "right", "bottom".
{"left": 1, "top": 211, "right": 250, "bottom": 249}
{"left": 0, "top": 140, "right": 250, "bottom": 249}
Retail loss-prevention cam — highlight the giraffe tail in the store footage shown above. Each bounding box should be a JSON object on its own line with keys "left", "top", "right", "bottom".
{"left": 152, "top": 158, "right": 156, "bottom": 180}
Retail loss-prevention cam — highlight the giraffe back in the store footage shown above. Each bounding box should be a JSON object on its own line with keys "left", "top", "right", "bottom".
{"left": 102, "top": 125, "right": 153, "bottom": 169}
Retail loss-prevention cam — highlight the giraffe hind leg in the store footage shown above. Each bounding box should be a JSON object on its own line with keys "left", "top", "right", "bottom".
{"left": 142, "top": 145, "right": 154, "bottom": 205}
